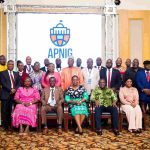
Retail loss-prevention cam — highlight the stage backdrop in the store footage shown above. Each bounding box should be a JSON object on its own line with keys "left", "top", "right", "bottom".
{"left": 17, "top": 13, "right": 102, "bottom": 67}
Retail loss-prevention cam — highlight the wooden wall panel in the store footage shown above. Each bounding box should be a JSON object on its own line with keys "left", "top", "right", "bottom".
{"left": 118, "top": 10, "right": 150, "bottom": 65}
{"left": 0, "top": 9, "right": 7, "bottom": 56}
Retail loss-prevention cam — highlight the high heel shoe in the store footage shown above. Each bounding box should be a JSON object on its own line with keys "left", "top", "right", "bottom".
{"left": 75, "top": 128, "right": 79, "bottom": 134}
{"left": 79, "top": 128, "right": 83, "bottom": 135}
{"left": 79, "top": 131, "right": 83, "bottom": 135}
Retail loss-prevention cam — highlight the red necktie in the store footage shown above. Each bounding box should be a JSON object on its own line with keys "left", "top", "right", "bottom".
{"left": 10, "top": 71, "right": 15, "bottom": 89}
{"left": 108, "top": 69, "right": 111, "bottom": 88}
{"left": 146, "top": 71, "right": 150, "bottom": 82}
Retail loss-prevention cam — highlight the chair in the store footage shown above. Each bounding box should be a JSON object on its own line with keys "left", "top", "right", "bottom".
{"left": 91, "top": 102, "right": 121, "bottom": 131}
{"left": 38, "top": 105, "right": 58, "bottom": 132}
{"left": 64, "top": 102, "right": 93, "bottom": 132}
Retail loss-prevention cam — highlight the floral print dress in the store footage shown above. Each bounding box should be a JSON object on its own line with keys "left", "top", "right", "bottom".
{"left": 65, "top": 85, "right": 89, "bottom": 117}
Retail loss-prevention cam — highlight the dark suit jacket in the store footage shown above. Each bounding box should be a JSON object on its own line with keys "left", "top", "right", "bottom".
{"left": 24, "top": 65, "right": 34, "bottom": 73}
{"left": 94, "top": 66, "right": 106, "bottom": 71}
{"left": 41, "top": 87, "right": 64, "bottom": 105}
{"left": 124, "top": 67, "right": 143, "bottom": 87}
{"left": 135, "top": 69, "right": 150, "bottom": 103}
{"left": 40, "top": 66, "right": 47, "bottom": 72}
{"left": 100, "top": 68, "right": 122, "bottom": 90}
{"left": 0, "top": 70, "right": 20, "bottom": 100}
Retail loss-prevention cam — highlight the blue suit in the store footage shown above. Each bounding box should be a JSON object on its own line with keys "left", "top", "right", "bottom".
{"left": 135, "top": 70, "right": 150, "bottom": 104}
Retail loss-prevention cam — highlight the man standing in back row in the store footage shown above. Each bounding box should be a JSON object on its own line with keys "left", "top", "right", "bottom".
{"left": 61, "top": 56, "right": 83, "bottom": 91}
{"left": 82, "top": 58, "right": 99, "bottom": 95}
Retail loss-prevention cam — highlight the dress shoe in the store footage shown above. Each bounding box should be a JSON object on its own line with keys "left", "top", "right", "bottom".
{"left": 43, "top": 128, "right": 48, "bottom": 134}
{"left": 96, "top": 130, "right": 102, "bottom": 135}
{"left": 113, "top": 130, "right": 119, "bottom": 136}
{"left": 57, "top": 128, "right": 62, "bottom": 135}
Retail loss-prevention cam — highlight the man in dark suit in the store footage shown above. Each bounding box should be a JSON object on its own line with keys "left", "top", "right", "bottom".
{"left": 40, "top": 58, "right": 50, "bottom": 72}
{"left": 100, "top": 59, "right": 122, "bottom": 91}
{"left": 94, "top": 57, "right": 106, "bottom": 71}
{"left": 24, "top": 56, "right": 34, "bottom": 75}
{"left": 136, "top": 60, "right": 150, "bottom": 110}
{"left": 124, "top": 59, "right": 143, "bottom": 87}
{"left": 0, "top": 60, "right": 20, "bottom": 130}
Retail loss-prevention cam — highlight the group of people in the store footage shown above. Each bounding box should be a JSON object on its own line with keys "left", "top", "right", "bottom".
{"left": 0, "top": 54, "right": 150, "bottom": 136}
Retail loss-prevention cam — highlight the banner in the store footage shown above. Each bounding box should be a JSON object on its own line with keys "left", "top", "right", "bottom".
{"left": 17, "top": 13, "right": 102, "bottom": 67}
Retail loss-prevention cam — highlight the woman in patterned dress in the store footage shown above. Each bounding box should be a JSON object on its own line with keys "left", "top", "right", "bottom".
{"left": 12, "top": 77, "right": 40, "bottom": 135}
{"left": 65, "top": 75, "right": 89, "bottom": 134}
{"left": 30, "top": 62, "right": 43, "bottom": 94}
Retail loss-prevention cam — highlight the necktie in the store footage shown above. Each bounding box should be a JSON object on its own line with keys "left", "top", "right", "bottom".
{"left": 28, "top": 65, "right": 31, "bottom": 72}
{"left": 146, "top": 71, "right": 150, "bottom": 82}
{"left": 51, "top": 88, "right": 54, "bottom": 100}
{"left": 107, "top": 69, "right": 111, "bottom": 88}
{"left": 10, "top": 71, "right": 15, "bottom": 89}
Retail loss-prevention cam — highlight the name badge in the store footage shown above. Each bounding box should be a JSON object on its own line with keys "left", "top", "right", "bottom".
{"left": 87, "top": 78, "right": 92, "bottom": 84}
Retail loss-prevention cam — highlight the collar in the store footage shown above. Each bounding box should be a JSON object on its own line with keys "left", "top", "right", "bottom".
{"left": 50, "top": 87, "right": 55, "bottom": 90}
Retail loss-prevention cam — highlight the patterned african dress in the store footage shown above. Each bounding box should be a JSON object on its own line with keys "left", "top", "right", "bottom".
{"left": 65, "top": 85, "right": 89, "bottom": 117}
{"left": 12, "top": 87, "right": 40, "bottom": 127}
{"left": 30, "top": 71, "right": 43, "bottom": 92}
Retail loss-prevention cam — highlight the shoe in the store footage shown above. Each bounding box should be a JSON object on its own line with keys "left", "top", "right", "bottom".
{"left": 43, "top": 128, "right": 48, "bottom": 134}
{"left": 113, "top": 130, "right": 119, "bottom": 136}
{"left": 57, "top": 128, "right": 62, "bottom": 135}
{"left": 79, "top": 131, "right": 83, "bottom": 135}
{"left": 75, "top": 130, "right": 79, "bottom": 134}
{"left": 96, "top": 130, "right": 102, "bottom": 135}
{"left": 79, "top": 128, "right": 83, "bottom": 135}
{"left": 136, "top": 129, "right": 142, "bottom": 133}
{"left": 74, "top": 127, "right": 78, "bottom": 134}
{"left": 132, "top": 129, "right": 138, "bottom": 133}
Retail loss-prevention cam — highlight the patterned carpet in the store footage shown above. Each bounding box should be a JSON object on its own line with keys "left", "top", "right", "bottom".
{"left": 0, "top": 117, "right": 150, "bottom": 150}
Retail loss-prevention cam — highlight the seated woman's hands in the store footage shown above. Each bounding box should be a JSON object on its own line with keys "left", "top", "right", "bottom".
{"left": 22, "top": 102, "right": 31, "bottom": 107}
{"left": 131, "top": 100, "right": 136, "bottom": 108}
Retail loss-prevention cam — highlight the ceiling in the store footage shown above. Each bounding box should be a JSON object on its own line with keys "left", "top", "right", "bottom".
{"left": 14, "top": 0, "right": 150, "bottom": 10}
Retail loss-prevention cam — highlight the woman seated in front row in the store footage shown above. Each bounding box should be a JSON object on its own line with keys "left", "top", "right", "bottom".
{"left": 65, "top": 75, "right": 89, "bottom": 135}
{"left": 119, "top": 77, "right": 142, "bottom": 133}
{"left": 12, "top": 77, "right": 40, "bottom": 135}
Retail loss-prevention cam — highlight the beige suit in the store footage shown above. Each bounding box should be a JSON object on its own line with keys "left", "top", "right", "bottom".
{"left": 41, "top": 87, "right": 64, "bottom": 125}
{"left": 82, "top": 68, "right": 100, "bottom": 95}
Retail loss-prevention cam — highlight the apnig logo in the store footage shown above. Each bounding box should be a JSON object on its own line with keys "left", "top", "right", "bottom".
{"left": 50, "top": 20, "right": 70, "bottom": 47}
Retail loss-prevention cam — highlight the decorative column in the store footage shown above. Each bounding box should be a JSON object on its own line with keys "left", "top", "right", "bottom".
{"left": 4, "top": 0, "right": 16, "bottom": 63}
{"left": 104, "top": 0, "right": 119, "bottom": 63}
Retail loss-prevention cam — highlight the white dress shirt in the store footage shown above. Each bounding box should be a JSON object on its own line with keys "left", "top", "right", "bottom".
{"left": 47, "top": 87, "right": 56, "bottom": 106}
